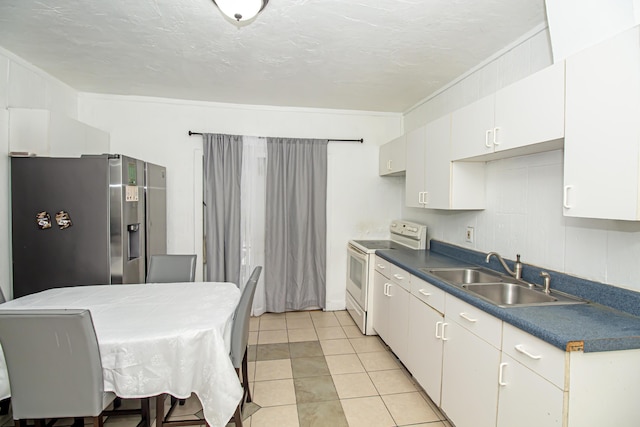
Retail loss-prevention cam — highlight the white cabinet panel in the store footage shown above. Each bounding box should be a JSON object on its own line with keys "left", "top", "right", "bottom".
{"left": 405, "top": 115, "right": 485, "bottom": 210}
{"left": 564, "top": 25, "right": 640, "bottom": 220}
{"left": 441, "top": 318, "right": 501, "bottom": 427}
{"left": 407, "top": 296, "right": 444, "bottom": 405}
{"left": 405, "top": 126, "right": 426, "bottom": 208}
{"left": 497, "top": 353, "right": 563, "bottom": 427}
{"left": 494, "top": 62, "right": 565, "bottom": 153}
{"left": 451, "top": 95, "right": 495, "bottom": 160}
{"left": 379, "top": 135, "right": 406, "bottom": 176}
{"left": 451, "top": 62, "right": 565, "bottom": 162}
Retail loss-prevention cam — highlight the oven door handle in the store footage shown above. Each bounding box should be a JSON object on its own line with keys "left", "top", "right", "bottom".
{"left": 348, "top": 244, "right": 368, "bottom": 260}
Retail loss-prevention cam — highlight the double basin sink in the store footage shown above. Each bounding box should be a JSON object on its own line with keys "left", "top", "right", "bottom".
{"left": 420, "top": 267, "right": 586, "bottom": 308}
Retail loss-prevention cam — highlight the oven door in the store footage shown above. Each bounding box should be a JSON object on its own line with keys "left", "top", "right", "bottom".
{"left": 346, "top": 243, "right": 368, "bottom": 309}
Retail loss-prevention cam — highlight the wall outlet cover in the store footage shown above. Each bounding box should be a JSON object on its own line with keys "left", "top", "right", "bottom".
{"left": 466, "top": 226, "right": 474, "bottom": 243}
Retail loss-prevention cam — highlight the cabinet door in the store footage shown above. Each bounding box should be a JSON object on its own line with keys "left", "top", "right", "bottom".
{"left": 497, "top": 353, "right": 563, "bottom": 427}
{"left": 564, "top": 26, "right": 640, "bottom": 220}
{"left": 407, "top": 296, "right": 444, "bottom": 405}
{"left": 405, "top": 126, "right": 427, "bottom": 208}
{"left": 386, "top": 282, "right": 410, "bottom": 362}
{"left": 494, "top": 62, "right": 565, "bottom": 153}
{"left": 372, "top": 271, "right": 390, "bottom": 339}
{"left": 441, "top": 319, "right": 500, "bottom": 427}
{"left": 423, "top": 115, "right": 452, "bottom": 209}
{"left": 450, "top": 95, "right": 495, "bottom": 160}
{"left": 379, "top": 135, "right": 406, "bottom": 176}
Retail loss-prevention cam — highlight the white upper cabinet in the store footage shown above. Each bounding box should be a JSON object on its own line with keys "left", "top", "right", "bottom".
{"left": 564, "top": 25, "right": 640, "bottom": 220}
{"left": 9, "top": 108, "right": 110, "bottom": 157}
{"left": 451, "top": 62, "right": 565, "bottom": 161}
{"left": 405, "top": 115, "right": 485, "bottom": 210}
{"left": 379, "top": 134, "right": 406, "bottom": 176}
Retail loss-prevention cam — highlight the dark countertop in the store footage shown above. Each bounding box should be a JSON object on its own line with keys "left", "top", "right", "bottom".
{"left": 376, "top": 245, "right": 640, "bottom": 353}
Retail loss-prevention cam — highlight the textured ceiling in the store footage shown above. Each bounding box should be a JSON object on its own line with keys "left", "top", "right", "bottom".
{"left": 0, "top": 0, "right": 547, "bottom": 112}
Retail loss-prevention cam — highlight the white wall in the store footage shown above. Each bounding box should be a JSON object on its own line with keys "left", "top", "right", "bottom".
{"left": 401, "top": 26, "right": 640, "bottom": 293}
{"left": 78, "top": 94, "right": 404, "bottom": 310}
{"left": 0, "top": 46, "right": 80, "bottom": 300}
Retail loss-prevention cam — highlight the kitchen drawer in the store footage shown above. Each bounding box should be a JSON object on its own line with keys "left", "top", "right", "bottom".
{"left": 502, "top": 323, "right": 565, "bottom": 389}
{"left": 374, "top": 256, "right": 410, "bottom": 291}
{"left": 445, "top": 294, "right": 502, "bottom": 349}
{"left": 410, "top": 275, "right": 445, "bottom": 314}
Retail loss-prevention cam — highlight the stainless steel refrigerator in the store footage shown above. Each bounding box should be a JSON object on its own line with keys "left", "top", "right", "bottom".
{"left": 10, "top": 154, "right": 167, "bottom": 297}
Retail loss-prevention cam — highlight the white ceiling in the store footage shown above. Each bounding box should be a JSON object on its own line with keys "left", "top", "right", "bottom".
{"left": 0, "top": 0, "right": 547, "bottom": 112}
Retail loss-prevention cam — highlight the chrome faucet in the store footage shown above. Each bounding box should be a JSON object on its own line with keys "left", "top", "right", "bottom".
{"left": 485, "top": 252, "right": 523, "bottom": 280}
{"left": 540, "top": 272, "right": 551, "bottom": 294}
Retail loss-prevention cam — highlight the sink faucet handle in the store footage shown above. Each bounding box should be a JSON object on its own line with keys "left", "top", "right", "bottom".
{"left": 540, "top": 271, "right": 551, "bottom": 294}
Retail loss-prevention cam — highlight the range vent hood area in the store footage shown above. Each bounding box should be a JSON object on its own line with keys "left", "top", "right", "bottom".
{"left": 545, "top": 0, "right": 640, "bottom": 62}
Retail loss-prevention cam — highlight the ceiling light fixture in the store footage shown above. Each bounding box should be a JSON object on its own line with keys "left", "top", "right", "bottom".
{"left": 212, "top": 0, "right": 269, "bottom": 23}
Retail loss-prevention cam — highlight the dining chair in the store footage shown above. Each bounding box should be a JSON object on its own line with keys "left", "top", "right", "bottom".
{"left": 146, "top": 254, "right": 197, "bottom": 283}
{"left": 146, "top": 254, "right": 197, "bottom": 409}
{"left": 230, "top": 266, "right": 262, "bottom": 422}
{"left": 0, "top": 309, "right": 116, "bottom": 427}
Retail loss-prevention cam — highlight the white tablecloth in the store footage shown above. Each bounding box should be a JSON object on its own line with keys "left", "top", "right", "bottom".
{"left": 0, "top": 282, "right": 242, "bottom": 427}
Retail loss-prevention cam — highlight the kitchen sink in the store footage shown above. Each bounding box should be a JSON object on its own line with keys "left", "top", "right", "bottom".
{"left": 421, "top": 267, "right": 505, "bottom": 285}
{"left": 462, "top": 282, "right": 587, "bottom": 308}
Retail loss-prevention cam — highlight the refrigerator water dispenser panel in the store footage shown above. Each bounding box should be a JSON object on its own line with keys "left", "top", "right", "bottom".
{"left": 128, "top": 223, "right": 141, "bottom": 260}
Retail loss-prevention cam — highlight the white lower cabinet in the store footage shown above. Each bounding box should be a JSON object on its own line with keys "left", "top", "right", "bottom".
{"left": 372, "top": 267, "right": 410, "bottom": 361}
{"left": 497, "top": 353, "right": 563, "bottom": 427}
{"left": 497, "top": 323, "right": 564, "bottom": 427}
{"left": 440, "top": 317, "right": 501, "bottom": 427}
{"left": 373, "top": 262, "right": 640, "bottom": 427}
{"left": 406, "top": 295, "right": 444, "bottom": 405}
{"left": 372, "top": 270, "right": 390, "bottom": 340}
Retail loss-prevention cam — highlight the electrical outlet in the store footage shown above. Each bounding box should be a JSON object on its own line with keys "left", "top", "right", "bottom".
{"left": 466, "top": 226, "right": 474, "bottom": 243}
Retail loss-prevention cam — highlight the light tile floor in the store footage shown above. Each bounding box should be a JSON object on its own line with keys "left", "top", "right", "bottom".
{"left": 0, "top": 310, "right": 452, "bottom": 427}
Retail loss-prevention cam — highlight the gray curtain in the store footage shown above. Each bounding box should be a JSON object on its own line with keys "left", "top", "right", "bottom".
{"left": 265, "top": 138, "right": 328, "bottom": 312}
{"left": 203, "top": 133, "right": 243, "bottom": 286}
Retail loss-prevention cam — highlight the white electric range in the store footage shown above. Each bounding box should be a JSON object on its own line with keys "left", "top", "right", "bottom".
{"left": 346, "top": 220, "right": 427, "bottom": 334}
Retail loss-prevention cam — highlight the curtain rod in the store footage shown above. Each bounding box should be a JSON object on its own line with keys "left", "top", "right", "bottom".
{"left": 188, "top": 131, "right": 363, "bottom": 144}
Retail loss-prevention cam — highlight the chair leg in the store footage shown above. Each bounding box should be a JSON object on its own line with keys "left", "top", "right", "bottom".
{"left": 233, "top": 404, "right": 243, "bottom": 427}
{"left": 95, "top": 415, "right": 103, "bottom": 427}
{"left": 241, "top": 349, "right": 251, "bottom": 404}
{"left": 141, "top": 397, "right": 151, "bottom": 427}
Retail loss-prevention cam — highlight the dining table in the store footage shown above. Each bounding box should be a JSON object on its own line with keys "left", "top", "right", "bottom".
{"left": 0, "top": 282, "right": 242, "bottom": 427}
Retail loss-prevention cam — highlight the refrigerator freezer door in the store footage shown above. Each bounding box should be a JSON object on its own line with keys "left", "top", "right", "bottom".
{"left": 11, "top": 157, "right": 111, "bottom": 297}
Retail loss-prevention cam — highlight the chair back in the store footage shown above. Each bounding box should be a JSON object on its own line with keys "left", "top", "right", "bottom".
{"left": 230, "top": 267, "right": 262, "bottom": 368}
{"left": 146, "top": 254, "right": 197, "bottom": 283}
{"left": 0, "top": 309, "right": 106, "bottom": 419}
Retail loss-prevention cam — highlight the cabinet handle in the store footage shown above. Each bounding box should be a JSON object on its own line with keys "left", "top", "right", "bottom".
{"left": 435, "top": 321, "right": 443, "bottom": 338}
{"left": 387, "top": 160, "right": 392, "bottom": 170}
{"left": 377, "top": 264, "right": 385, "bottom": 269}
{"left": 441, "top": 322, "right": 449, "bottom": 341}
{"left": 393, "top": 274, "right": 404, "bottom": 280}
{"left": 385, "top": 283, "right": 393, "bottom": 297}
{"left": 485, "top": 129, "right": 492, "bottom": 148}
{"left": 424, "top": 192, "right": 429, "bottom": 205}
{"left": 459, "top": 312, "right": 477, "bottom": 323}
{"left": 493, "top": 127, "right": 501, "bottom": 145}
{"left": 498, "top": 362, "right": 508, "bottom": 386}
{"left": 418, "top": 289, "right": 431, "bottom": 297}
{"left": 563, "top": 185, "right": 572, "bottom": 209}
{"left": 515, "top": 344, "right": 542, "bottom": 360}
